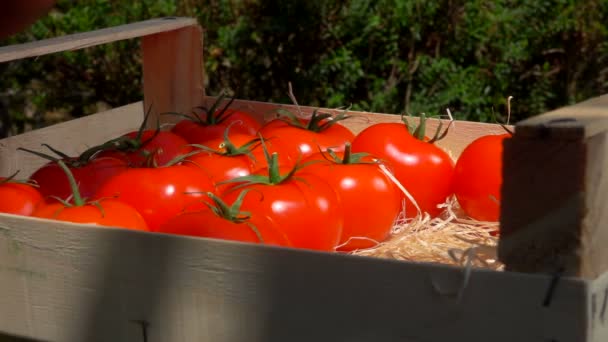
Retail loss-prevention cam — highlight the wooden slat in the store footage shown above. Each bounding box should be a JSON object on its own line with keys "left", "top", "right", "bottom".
{"left": 142, "top": 25, "right": 204, "bottom": 126}
{"left": 0, "top": 98, "right": 509, "bottom": 179}
{"left": 0, "top": 102, "right": 143, "bottom": 178}
{"left": 516, "top": 94, "right": 608, "bottom": 139}
{"left": 0, "top": 17, "right": 198, "bottom": 63}
{"left": 499, "top": 94, "right": 608, "bottom": 279}
{"left": 0, "top": 213, "right": 589, "bottom": 342}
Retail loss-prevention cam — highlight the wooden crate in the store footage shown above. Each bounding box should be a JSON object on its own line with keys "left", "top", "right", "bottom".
{"left": 1, "top": 17, "right": 607, "bottom": 342}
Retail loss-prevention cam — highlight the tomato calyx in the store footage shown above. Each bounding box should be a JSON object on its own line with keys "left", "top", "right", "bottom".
{"left": 189, "top": 122, "right": 261, "bottom": 160}
{"left": 274, "top": 107, "right": 351, "bottom": 133}
{"left": 0, "top": 170, "right": 39, "bottom": 187}
{"left": 89, "top": 105, "right": 162, "bottom": 159}
{"left": 200, "top": 190, "right": 264, "bottom": 242}
{"left": 220, "top": 137, "right": 313, "bottom": 189}
{"left": 401, "top": 113, "right": 453, "bottom": 144}
{"left": 17, "top": 145, "right": 91, "bottom": 168}
{"left": 317, "top": 143, "right": 376, "bottom": 165}
{"left": 163, "top": 91, "right": 237, "bottom": 127}
{"left": 49, "top": 160, "right": 109, "bottom": 216}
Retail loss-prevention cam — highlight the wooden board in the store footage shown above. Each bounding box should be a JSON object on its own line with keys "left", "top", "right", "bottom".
{"left": 0, "top": 99, "right": 507, "bottom": 177}
{"left": 0, "top": 102, "right": 144, "bottom": 178}
{"left": 499, "top": 94, "right": 608, "bottom": 279}
{"left": 0, "top": 212, "right": 590, "bottom": 342}
{"left": 142, "top": 25, "right": 204, "bottom": 125}
{"left": 0, "top": 17, "right": 198, "bottom": 63}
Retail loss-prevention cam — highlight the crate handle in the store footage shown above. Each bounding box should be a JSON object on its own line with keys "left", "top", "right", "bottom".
{"left": 0, "top": 17, "right": 205, "bottom": 127}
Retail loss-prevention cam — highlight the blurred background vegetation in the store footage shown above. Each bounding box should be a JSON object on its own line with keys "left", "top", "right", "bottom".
{"left": 1, "top": 0, "right": 607, "bottom": 138}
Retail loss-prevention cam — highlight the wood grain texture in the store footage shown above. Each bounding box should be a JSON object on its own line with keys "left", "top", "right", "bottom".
{"left": 0, "top": 17, "right": 198, "bottom": 63}
{"left": 142, "top": 25, "right": 204, "bottom": 126}
{"left": 0, "top": 213, "right": 590, "bottom": 342}
{"left": 499, "top": 96, "right": 608, "bottom": 279}
{"left": 516, "top": 94, "right": 608, "bottom": 139}
{"left": 0, "top": 103, "right": 144, "bottom": 178}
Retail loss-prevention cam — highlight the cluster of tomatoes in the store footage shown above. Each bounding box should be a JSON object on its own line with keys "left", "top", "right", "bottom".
{"left": 0, "top": 97, "right": 510, "bottom": 252}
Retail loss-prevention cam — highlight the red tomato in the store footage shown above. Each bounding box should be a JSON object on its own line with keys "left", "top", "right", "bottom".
{"left": 258, "top": 110, "right": 355, "bottom": 159}
{"left": 96, "top": 130, "right": 191, "bottom": 167}
{"left": 351, "top": 121, "right": 455, "bottom": 218}
{"left": 94, "top": 165, "right": 216, "bottom": 231}
{"left": 32, "top": 199, "right": 148, "bottom": 231}
{"left": 221, "top": 160, "right": 343, "bottom": 251}
{"left": 29, "top": 156, "right": 128, "bottom": 202}
{"left": 185, "top": 151, "right": 254, "bottom": 193}
{"left": 157, "top": 192, "right": 291, "bottom": 246}
{"left": 453, "top": 133, "right": 510, "bottom": 222}
{"left": 301, "top": 149, "right": 402, "bottom": 251}
{"left": 172, "top": 108, "right": 261, "bottom": 145}
{"left": 0, "top": 177, "right": 43, "bottom": 216}
{"left": 201, "top": 133, "right": 295, "bottom": 171}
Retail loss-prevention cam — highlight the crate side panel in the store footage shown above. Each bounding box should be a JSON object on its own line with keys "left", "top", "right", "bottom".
{"left": 0, "top": 18, "right": 198, "bottom": 63}
{"left": 590, "top": 272, "right": 608, "bottom": 341}
{"left": 0, "top": 213, "right": 589, "bottom": 342}
{"left": 0, "top": 102, "right": 143, "bottom": 177}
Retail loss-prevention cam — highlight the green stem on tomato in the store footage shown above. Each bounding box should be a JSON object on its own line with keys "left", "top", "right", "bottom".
{"left": 342, "top": 143, "right": 352, "bottom": 164}
{"left": 274, "top": 107, "right": 351, "bottom": 133}
{"left": 201, "top": 190, "right": 264, "bottom": 242}
{"left": 56, "top": 160, "right": 85, "bottom": 206}
{"left": 268, "top": 153, "right": 281, "bottom": 183}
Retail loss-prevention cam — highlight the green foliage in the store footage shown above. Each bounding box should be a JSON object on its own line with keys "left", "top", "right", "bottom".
{"left": 1, "top": 0, "right": 607, "bottom": 137}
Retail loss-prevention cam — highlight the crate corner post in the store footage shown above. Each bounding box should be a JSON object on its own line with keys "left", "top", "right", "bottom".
{"left": 498, "top": 94, "right": 608, "bottom": 280}
{"left": 141, "top": 19, "right": 204, "bottom": 128}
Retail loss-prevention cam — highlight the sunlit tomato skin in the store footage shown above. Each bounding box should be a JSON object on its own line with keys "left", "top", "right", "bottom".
{"left": 301, "top": 155, "right": 402, "bottom": 251}
{"left": 203, "top": 133, "right": 295, "bottom": 171}
{"left": 185, "top": 152, "right": 254, "bottom": 193}
{"left": 454, "top": 133, "right": 510, "bottom": 222}
{"left": 32, "top": 200, "right": 149, "bottom": 231}
{"left": 157, "top": 209, "right": 291, "bottom": 246}
{"left": 221, "top": 173, "right": 343, "bottom": 251}
{"left": 96, "top": 130, "right": 192, "bottom": 167}
{"left": 94, "top": 166, "right": 216, "bottom": 231}
{"left": 29, "top": 156, "right": 129, "bottom": 202}
{"left": 172, "top": 110, "right": 262, "bottom": 145}
{"left": 0, "top": 179, "right": 44, "bottom": 216}
{"left": 351, "top": 123, "right": 455, "bottom": 218}
{"left": 258, "top": 120, "right": 355, "bottom": 159}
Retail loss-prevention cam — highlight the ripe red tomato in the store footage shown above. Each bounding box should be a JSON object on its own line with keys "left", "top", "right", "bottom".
{"left": 302, "top": 148, "right": 401, "bottom": 251}
{"left": 453, "top": 133, "right": 510, "bottom": 222}
{"left": 32, "top": 199, "right": 149, "bottom": 231}
{"left": 157, "top": 192, "right": 291, "bottom": 246}
{"left": 28, "top": 156, "right": 128, "bottom": 202}
{"left": 28, "top": 160, "right": 148, "bottom": 231}
{"left": 185, "top": 150, "right": 254, "bottom": 193}
{"left": 351, "top": 120, "right": 455, "bottom": 218}
{"left": 94, "top": 165, "right": 216, "bottom": 231}
{"left": 171, "top": 103, "right": 261, "bottom": 144}
{"left": 96, "top": 130, "right": 192, "bottom": 167}
{"left": 0, "top": 176, "right": 43, "bottom": 216}
{"left": 200, "top": 133, "right": 295, "bottom": 171}
{"left": 258, "top": 110, "right": 355, "bottom": 159}
{"left": 221, "top": 159, "right": 343, "bottom": 251}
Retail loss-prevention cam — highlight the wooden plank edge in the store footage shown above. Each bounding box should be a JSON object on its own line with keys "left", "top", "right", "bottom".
{"left": 0, "top": 211, "right": 593, "bottom": 342}
{"left": 514, "top": 94, "right": 608, "bottom": 139}
{"left": 0, "top": 17, "right": 198, "bottom": 63}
